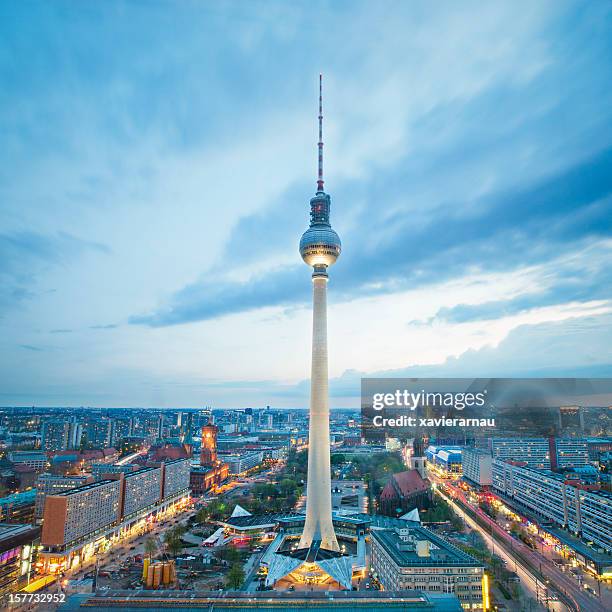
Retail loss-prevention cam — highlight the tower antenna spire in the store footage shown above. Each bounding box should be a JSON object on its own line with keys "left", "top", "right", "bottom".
{"left": 317, "top": 74, "right": 324, "bottom": 192}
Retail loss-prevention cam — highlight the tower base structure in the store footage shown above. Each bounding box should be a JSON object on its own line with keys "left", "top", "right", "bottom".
{"left": 264, "top": 514, "right": 368, "bottom": 591}
{"left": 266, "top": 538, "right": 354, "bottom": 590}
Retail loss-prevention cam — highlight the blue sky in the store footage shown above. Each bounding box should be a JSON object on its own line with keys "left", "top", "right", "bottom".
{"left": 1, "top": 0, "right": 611, "bottom": 407}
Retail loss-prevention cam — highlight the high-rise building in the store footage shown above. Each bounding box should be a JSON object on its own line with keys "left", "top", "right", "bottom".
{"left": 110, "top": 417, "right": 133, "bottom": 446}
{"left": 559, "top": 406, "right": 584, "bottom": 432}
{"left": 41, "top": 419, "right": 70, "bottom": 452}
{"left": 39, "top": 459, "right": 191, "bottom": 572}
{"left": 553, "top": 438, "right": 589, "bottom": 469}
{"left": 121, "top": 466, "right": 163, "bottom": 520}
{"left": 35, "top": 474, "right": 92, "bottom": 519}
{"left": 86, "top": 418, "right": 112, "bottom": 448}
{"left": 298, "top": 75, "right": 342, "bottom": 554}
{"left": 41, "top": 479, "right": 122, "bottom": 550}
{"left": 462, "top": 448, "right": 493, "bottom": 488}
{"left": 489, "top": 437, "right": 551, "bottom": 468}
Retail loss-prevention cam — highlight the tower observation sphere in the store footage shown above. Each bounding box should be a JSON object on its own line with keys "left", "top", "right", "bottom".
{"left": 299, "top": 75, "right": 341, "bottom": 276}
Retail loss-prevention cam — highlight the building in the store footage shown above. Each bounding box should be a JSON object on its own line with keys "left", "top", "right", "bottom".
{"left": 0, "top": 523, "right": 40, "bottom": 596}
{"left": 223, "top": 450, "right": 263, "bottom": 475}
{"left": 39, "top": 459, "right": 191, "bottom": 572}
{"left": 493, "top": 459, "right": 612, "bottom": 554}
{"left": 85, "top": 419, "right": 112, "bottom": 448}
{"left": 161, "top": 458, "right": 191, "bottom": 500}
{"left": 8, "top": 451, "right": 48, "bottom": 470}
{"left": 189, "top": 463, "right": 229, "bottom": 495}
{"left": 91, "top": 463, "right": 136, "bottom": 481}
{"left": 41, "top": 419, "right": 70, "bottom": 452}
{"left": 462, "top": 448, "right": 493, "bottom": 488}
{"left": 110, "top": 417, "right": 133, "bottom": 446}
{"left": 60, "top": 590, "right": 464, "bottom": 612}
{"left": 42, "top": 479, "right": 122, "bottom": 552}
{"left": 379, "top": 470, "right": 432, "bottom": 517}
{"left": 489, "top": 437, "right": 589, "bottom": 471}
{"left": 121, "top": 466, "right": 163, "bottom": 520}
{"left": 553, "top": 438, "right": 589, "bottom": 469}
{"left": 489, "top": 438, "right": 550, "bottom": 468}
{"left": 425, "top": 446, "right": 462, "bottom": 474}
{"left": 370, "top": 526, "right": 484, "bottom": 609}
{"left": 0, "top": 490, "right": 36, "bottom": 524}
{"left": 200, "top": 424, "right": 218, "bottom": 466}
{"left": 559, "top": 406, "right": 584, "bottom": 431}
{"left": 35, "top": 474, "right": 92, "bottom": 519}
{"left": 587, "top": 438, "right": 612, "bottom": 462}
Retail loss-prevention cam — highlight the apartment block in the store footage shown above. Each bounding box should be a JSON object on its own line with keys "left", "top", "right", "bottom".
{"left": 462, "top": 448, "right": 493, "bottom": 487}
{"left": 162, "top": 458, "right": 191, "bottom": 499}
{"left": 122, "top": 466, "right": 162, "bottom": 519}
{"left": 41, "top": 479, "right": 121, "bottom": 550}
{"left": 35, "top": 474, "right": 92, "bottom": 519}
{"left": 489, "top": 438, "right": 550, "bottom": 468}
{"left": 493, "top": 459, "right": 612, "bottom": 553}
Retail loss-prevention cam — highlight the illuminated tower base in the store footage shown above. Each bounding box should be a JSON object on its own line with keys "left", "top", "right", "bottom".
{"left": 299, "top": 271, "right": 339, "bottom": 551}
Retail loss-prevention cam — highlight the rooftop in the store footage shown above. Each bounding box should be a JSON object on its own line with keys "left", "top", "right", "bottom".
{"left": 371, "top": 527, "right": 483, "bottom": 568}
{"left": 59, "top": 590, "right": 463, "bottom": 611}
{"left": 52, "top": 478, "right": 119, "bottom": 497}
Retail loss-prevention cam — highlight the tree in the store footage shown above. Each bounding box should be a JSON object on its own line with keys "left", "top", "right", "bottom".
{"left": 279, "top": 478, "right": 297, "bottom": 496}
{"left": 226, "top": 562, "right": 245, "bottom": 590}
{"left": 164, "top": 529, "right": 183, "bottom": 557}
{"left": 331, "top": 453, "right": 345, "bottom": 465}
{"left": 144, "top": 537, "right": 157, "bottom": 560}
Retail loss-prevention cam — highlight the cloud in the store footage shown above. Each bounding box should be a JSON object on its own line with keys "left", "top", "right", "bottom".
{"left": 19, "top": 344, "right": 43, "bottom": 352}
{"left": 89, "top": 324, "right": 118, "bottom": 330}
{"left": 132, "top": 147, "right": 612, "bottom": 326}
{"left": 429, "top": 242, "right": 612, "bottom": 324}
{"left": 0, "top": 231, "right": 109, "bottom": 317}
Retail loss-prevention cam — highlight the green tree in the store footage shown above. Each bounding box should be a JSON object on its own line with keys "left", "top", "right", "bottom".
{"left": 331, "top": 453, "right": 345, "bottom": 465}
{"left": 144, "top": 537, "right": 157, "bottom": 560}
{"left": 226, "top": 562, "right": 245, "bottom": 590}
{"left": 164, "top": 529, "right": 183, "bottom": 557}
{"left": 279, "top": 478, "right": 297, "bottom": 496}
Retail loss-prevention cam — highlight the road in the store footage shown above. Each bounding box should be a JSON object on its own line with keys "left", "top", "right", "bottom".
{"left": 431, "top": 473, "right": 606, "bottom": 612}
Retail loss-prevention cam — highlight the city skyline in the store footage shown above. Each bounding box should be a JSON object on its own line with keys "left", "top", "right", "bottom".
{"left": 2, "top": 1, "right": 612, "bottom": 408}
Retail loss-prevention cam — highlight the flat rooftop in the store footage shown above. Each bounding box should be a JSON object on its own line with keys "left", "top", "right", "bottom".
{"left": 59, "top": 590, "right": 463, "bottom": 611}
{"left": 371, "top": 527, "right": 482, "bottom": 568}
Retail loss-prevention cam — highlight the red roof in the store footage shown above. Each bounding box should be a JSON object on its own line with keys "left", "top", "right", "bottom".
{"left": 380, "top": 470, "right": 429, "bottom": 501}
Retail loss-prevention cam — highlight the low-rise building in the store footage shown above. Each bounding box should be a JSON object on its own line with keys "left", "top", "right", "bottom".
{"left": 371, "top": 526, "right": 484, "bottom": 609}
{"left": 0, "top": 490, "right": 37, "bottom": 524}
{"left": 8, "top": 451, "right": 48, "bottom": 470}
{"left": 379, "top": 470, "right": 431, "bottom": 517}
{"left": 222, "top": 451, "right": 263, "bottom": 475}
{"left": 0, "top": 523, "right": 40, "bottom": 596}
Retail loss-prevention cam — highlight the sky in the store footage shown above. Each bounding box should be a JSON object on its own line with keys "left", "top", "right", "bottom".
{"left": 1, "top": 0, "right": 611, "bottom": 408}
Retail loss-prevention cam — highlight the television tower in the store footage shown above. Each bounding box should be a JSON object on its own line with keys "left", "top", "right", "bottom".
{"left": 298, "top": 74, "right": 341, "bottom": 552}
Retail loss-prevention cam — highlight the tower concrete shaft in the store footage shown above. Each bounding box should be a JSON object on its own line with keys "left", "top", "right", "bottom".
{"left": 299, "top": 275, "right": 339, "bottom": 552}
